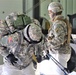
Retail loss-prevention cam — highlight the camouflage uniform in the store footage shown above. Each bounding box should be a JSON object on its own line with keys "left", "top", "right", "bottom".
{"left": 38, "top": 2, "right": 72, "bottom": 75}
{"left": 0, "top": 13, "right": 44, "bottom": 75}
{"left": 48, "top": 15, "right": 71, "bottom": 54}
{"left": 38, "top": 15, "right": 71, "bottom": 75}
{"left": 46, "top": 15, "right": 71, "bottom": 75}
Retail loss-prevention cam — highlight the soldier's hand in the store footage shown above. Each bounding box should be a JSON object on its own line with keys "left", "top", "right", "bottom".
{"left": 6, "top": 53, "right": 18, "bottom": 65}
{"left": 36, "top": 55, "right": 42, "bottom": 63}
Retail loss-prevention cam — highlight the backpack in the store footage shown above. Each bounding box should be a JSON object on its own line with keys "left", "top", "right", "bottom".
{"left": 13, "top": 14, "right": 32, "bottom": 29}
{"left": 63, "top": 18, "right": 72, "bottom": 44}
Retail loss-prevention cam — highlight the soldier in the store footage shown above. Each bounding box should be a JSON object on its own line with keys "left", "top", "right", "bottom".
{"left": 39, "top": 2, "right": 72, "bottom": 75}
{"left": 47, "top": 2, "right": 72, "bottom": 75}
{"left": 0, "top": 12, "right": 43, "bottom": 75}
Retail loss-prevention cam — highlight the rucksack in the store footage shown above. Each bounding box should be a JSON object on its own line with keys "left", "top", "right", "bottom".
{"left": 63, "top": 18, "right": 72, "bottom": 44}
{"left": 13, "top": 14, "right": 32, "bottom": 29}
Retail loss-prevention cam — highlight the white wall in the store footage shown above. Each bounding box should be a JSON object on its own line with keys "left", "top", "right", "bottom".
{"left": 0, "top": 0, "right": 22, "bottom": 20}
{"left": 40, "top": 0, "right": 52, "bottom": 20}
{"left": 25, "top": 0, "right": 33, "bottom": 19}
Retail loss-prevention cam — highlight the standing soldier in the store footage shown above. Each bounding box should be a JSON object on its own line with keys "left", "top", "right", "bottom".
{"left": 47, "top": 2, "right": 72, "bottom": 75}
{"left": 39, "top": 2, "right": 72, "bottom": 75}
{"left": 0, "top": 12, "right": 43, "bottom": 75}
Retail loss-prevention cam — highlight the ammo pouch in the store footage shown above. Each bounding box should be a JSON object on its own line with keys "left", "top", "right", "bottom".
{"left": 13, "top": 14, "right": 31, "bottom": 29}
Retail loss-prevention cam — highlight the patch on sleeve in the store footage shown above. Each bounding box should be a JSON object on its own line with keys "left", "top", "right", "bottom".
{"left": 8, "top": 36, "right": 13, "bottom": 43}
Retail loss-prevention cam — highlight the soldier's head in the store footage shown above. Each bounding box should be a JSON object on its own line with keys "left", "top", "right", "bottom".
{"left": 48, "top": 2, "right": 63, "bottom": 21}
{"left": 23, "top": 23, "right": 42, "bottom": 44}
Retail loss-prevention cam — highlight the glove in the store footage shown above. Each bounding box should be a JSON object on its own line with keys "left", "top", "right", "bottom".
{"left": 6, "top": 53, "right": 18, "bottom": 65}
{"left": 36, "top": 55, "right": 42, "bottom": 63}
{"left": 43, "top": 50, "right": 50, "bottom": 60}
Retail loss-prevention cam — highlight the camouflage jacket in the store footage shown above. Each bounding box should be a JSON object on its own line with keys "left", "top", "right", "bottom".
{"left": 47, "top": 15, "right": 71, "bottom": 54}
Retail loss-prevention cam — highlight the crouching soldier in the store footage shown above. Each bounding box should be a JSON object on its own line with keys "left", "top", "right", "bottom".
{"left": 0, "top": 12, "right": 44, "bottom": 75}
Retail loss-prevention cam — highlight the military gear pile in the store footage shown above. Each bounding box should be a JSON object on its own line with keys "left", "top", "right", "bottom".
{"left": 4, "top": 13, "right": 31, "bottom": 30}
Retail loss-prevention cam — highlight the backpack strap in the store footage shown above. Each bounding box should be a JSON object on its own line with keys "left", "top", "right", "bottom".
{"left": 64, "top": 18, "right": 72, "bottom": 43}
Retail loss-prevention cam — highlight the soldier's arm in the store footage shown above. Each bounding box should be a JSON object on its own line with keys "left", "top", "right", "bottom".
{"left": 0, "top": 21, "right": 9, "bottom": 56}
{"left": 0, "top": 36, "right": 10, "bottom": 56}
{"left": 0, "top": 46, "right": 10, "bottom": 57}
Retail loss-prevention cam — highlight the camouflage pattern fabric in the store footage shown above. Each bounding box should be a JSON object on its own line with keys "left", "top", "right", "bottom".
{"left": 0, "top": 29, "right": 44, "bottom": 70}
{"left": 0, "top": 18, "right": 44, "bottom": 70}
{"left": 47, "top": 15, "right": 71, "bottom": 54}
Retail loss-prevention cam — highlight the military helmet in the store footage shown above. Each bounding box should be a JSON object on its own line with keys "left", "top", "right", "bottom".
{"left": 48, "top": 2, "right": 63, "bottom": 13}
{"left": 23, "top": 23, "right": 42, "bottom": 44}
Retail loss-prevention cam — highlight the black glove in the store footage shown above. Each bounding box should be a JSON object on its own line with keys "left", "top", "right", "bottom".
{"left": 6, "top": 53, "right": 18, "bottom": 65}
{"left": 36, "top": 55, "right": 42, "bottom": 63}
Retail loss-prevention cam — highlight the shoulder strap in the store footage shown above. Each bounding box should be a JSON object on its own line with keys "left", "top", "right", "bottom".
{"left": 64, "top": 18, "right": 72, "bottom": 43}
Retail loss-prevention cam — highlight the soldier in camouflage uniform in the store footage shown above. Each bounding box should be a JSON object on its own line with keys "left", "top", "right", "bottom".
{"left": 0, "top": 12, "right": 43, "bottom": 75}
{"left": 39, "top": 2, "right": 72, "bottom": 75}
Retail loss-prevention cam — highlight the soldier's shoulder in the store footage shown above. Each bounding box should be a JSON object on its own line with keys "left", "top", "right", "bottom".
{"left": 53, "top": 20, "right": 66, "bottom": 28}
{"left": 54, "top": 19, "right": 65, "bottom": 25}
